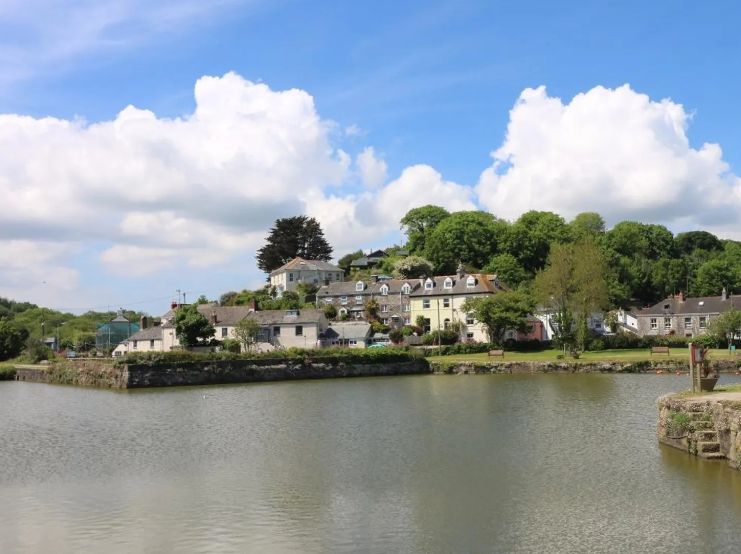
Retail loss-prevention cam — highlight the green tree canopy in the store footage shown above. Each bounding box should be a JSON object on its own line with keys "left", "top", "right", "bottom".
{"left": 400, "top": 205, "right": 450, "bottom": 254}
{"left": 174, "top": 305, "right": 215, "bottom": 347}
{"left": 393, "top": 255, "right": 434, "bottom": 279}
{"left": 234, "top": 317, "right": 261, "bottom": 352}
{"left": 0, "top": 319, "right": 29, "bottom": 361}
{"left": 503, "top": 211, "right": 570, "bottom": 272}
{"left": 424, "top": 211, "right": 505, "bottom": 273}
{"left": 337, "top": 249, "right": 364, "bottom": 272}
{"left": 693, "top": 259, "right": 738, "bottom": 296}
{"left": 569, "top": 212, "right": 606, "bottom": 240}
{"left": 483, "top": 253, "right": 529, "bottom": 288}
{"left": 462, "top": 290, "right": 535, "bottom": 344}
{"left": 257, "top": 216, "right": 333, "bottom": 273}
{"left": 708, "top": 309, "right": 741, "bottom": 347}
{"left": 674, "top": 231, "right": 722, "bottom": 256}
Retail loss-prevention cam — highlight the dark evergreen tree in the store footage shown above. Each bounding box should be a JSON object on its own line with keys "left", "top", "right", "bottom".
{"left": 256, "top": 216, "right": 333, "bottom": 273}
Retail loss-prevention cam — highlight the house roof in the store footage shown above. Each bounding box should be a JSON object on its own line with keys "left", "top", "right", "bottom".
{"left": 321, "top": 321, "right": 372, "bottom": 340}
{"left": 409, "top": 274, "right": 503, "bottom": 297}
{"left": 636, "top": 294, "right": 741, "bottom": 316}
{"left": 126, "top": 326, "right": 164, "bottom": 342}
{"left": 162, "top": 304, "right": 326, "bottom": 327}
{"left": 270, "top": 257, "right": 342, "bottom": 276}
{"left": 317, "top": 278, "right": 421, "bottom": 297}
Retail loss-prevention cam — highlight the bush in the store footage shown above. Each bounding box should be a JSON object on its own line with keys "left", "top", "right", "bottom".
{"left": 221, "top": 338, "right": 241, "bottom": 353}
{"left": 388, "top": 328, "right": 404, "bottom": 344}
{"left": 422, "top": 330, "right": 459, "bottom": 345}
{"left": 24, "top": 339, "right": 53, "bottom": 363}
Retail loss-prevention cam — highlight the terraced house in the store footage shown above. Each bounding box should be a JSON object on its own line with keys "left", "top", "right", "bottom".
{"left": 316, "top": 277, "right": 420, "bottom": 327}
{"left": 633, "top": 289, "right": 740, "bottom": 337}
{"left": 409, "top": 270, "right": 505, "bottom": 342}
{"left": 269, "top": 257, "right": 344, "bottom": 294}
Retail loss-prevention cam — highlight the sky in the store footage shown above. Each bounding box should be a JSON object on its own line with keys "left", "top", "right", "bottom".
{"left": 2, "top": 0, "right": 741, "bottom": 315}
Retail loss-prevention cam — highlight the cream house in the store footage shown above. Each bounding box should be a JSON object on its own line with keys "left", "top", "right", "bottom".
{"left": 269, "top": 257, "right": 344, "bottom": 294}
{"left": 409, "top": 272, "right": 504, "bottom": 342}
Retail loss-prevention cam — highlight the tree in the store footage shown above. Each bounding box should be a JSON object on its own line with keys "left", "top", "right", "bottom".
{"left": 174, "top": 305, "right": 215, "bottom": 347}
{"left": 708, "top": 309, "right": 741, "bottom": 348}
{"left": 323, "top": 304, "right": 337, "bottom": 320}
{"left": 503, "top": 211, "right": 570, "bottom": 273}
{"left": 569, "top": 212, "right": 605, "bottom": 240}
{"left": 337, "top": 249, "right": 364, "bottom": 272}
{"left": 606, "top": 221, "right": 675, "bottom": 260}
{"left": 234, "top": 317, "right": 261, "bottom": 352}
{"left": 424, "top": 211, "right": 505, "bottom": 274}
{"left": 462, "top": 291, "right": 535, "bottom": 344}
{"left": 674, "top": 231, "right": 722, "bottom": 256}
{"left": 195, "top": 295, "right": 210, "bottom": 305}
{"left": 651, "top": 257, "right": 689, "bottom": 298}
{"left": 534, "top": 240, "right": 608, "bottom": 353}
{"left": 256, "top": 216, "right": 333, "bottom": 273}
{"left": 0, "top": 319, "right": 29, "bottom": 361}
{"left": 400, "top": 205, "right": 450, "bottom": 254}
{"left": 483, "top": 253, "right": 529, "bottom": 288}
{"left": 393, "top": 256, "right": 434, "bottom": 279}
{"left": 693, "top": 259, "right": 737, "bottom": 296}
{"left": 364, "top": 299, "right": 380, "bottom": 321}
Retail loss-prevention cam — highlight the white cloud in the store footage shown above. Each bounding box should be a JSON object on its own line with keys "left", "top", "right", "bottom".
{"left": 356, "top": 146, "right": 388, "bottom": 188}
{"left": 476, "top": 84, "right": 741, "bottom": 230}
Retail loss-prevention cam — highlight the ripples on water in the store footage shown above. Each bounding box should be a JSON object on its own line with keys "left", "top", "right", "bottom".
{"left": 1, "top": 374, "right": 741, "bottom": 553}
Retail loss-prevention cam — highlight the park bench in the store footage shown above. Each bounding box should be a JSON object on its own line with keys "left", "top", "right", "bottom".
{"left": 488, "top": 349, "right": 505, "bottom": 358}
{"left": 650, "top": 346, "right": 670, "bottom": 356}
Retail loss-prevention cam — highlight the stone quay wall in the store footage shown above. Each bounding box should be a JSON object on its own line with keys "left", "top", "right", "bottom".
{"left": 431, "top": 359, "right": 741, "bottom": 375}
{"left": 15, "top": 357, "right": 431, "bottom": 389}
{"left": 657, "top": 394, "right": 741, "bottom": 471}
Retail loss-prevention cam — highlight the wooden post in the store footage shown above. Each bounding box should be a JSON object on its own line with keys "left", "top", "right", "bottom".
{"left": 689, "top": 342, "right": 696, "bottom": 393}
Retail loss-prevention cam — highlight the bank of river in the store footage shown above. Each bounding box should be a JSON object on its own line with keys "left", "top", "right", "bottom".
{"left": 2, "top": 374, "right": 741, "bottom": 553}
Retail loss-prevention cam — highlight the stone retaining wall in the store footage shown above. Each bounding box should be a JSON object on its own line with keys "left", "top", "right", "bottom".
{"left": 657, "top": 395, "right": 741, "bottom": 471}
{"left": 15, "top": 358, "right": 431, "bottom": 388}
{"left": 431, "top": 359, "right": 741, "bottom": 375}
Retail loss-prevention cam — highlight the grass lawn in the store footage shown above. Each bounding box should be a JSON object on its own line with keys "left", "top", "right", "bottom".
{"left": 426, "top": 348, "right": 738, "bottom": 364}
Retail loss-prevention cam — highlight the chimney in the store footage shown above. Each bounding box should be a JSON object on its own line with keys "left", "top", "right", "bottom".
{"left": 211, "top": 311, "right": 218, "bottom": 324}
{"left": 677, "top": 291, "right": 684, "bottom": 302}
{"left": 140, "top": 316, "right": 148, "bottom": 329}
{"left": 171, "top": 302, "right": 178, "bottom": 310}
{"left": 722, "top": 287, "right": 728, "bottom": 301}
{"left": 251, "top": 298, "right": 258, "bottom": 312}
{"left": 457, "top": 261, "right": 466, "bottom": 279}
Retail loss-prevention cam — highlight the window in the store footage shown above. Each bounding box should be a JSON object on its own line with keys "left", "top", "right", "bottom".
{"left": 443, "top": 277, "right": 453, "bottom": 289}
{"left": 340, "top": 296, "right": 348, "bottom": 305}
{"left": 356, "top": 281, "right": 364, "bottom": 291}
{"left": 295, "top": 325, "right": 303, "bottom": 336}
{"left": 380, "top": 285, "right": 389, "bottom": 295}
{"left": 337, "top": 273, "right": 341, "bottom": 281}
{"left": 289, "top": 273, "right": 294, "bottom": 282}
{"left": 444, "top": 318, "right": 450, "bottom": 329}
{"left": 150, "top": 340, "right": 155, "bottom": 348}
{"left": 381, "top": 304, "right": 389, "bottom": 313}
{"left": 401, "top": 283, "right": 411, "bottom": 294}
{"left": 684, "top": 317, "right": 692, "bottom": 329}
{"left": 221, "top": 327, "right": 228, "bottom": 338}
{"left": 664, "top": 317, "right": 671, "bottom": 330}
{"left": 355, "top": 295, "right": 363, "bottom": 304}
{"left": 699, "top": 316, "right": 707, "bottom": 329}
{"left": 381, "top": 318, "right": 388, "bottom": 325}
{"left": 466, "top": 314, "right": 475, "bottom": 325}
{"left": 664, "top": 304, "right": 670, "bottom": 309}
{"left": 404, "top": 317, "right": 410, "bottom": 325}
{"left": 424, "top": 278, "right": 434, "bottom": 290}
{"left": 466, "top": 276, "right": 476, "bottom": 288}
{"left": 443, "top": 298, "right": 450, "bottom": 308}
{"left": 466, "top": 332, "right": 474, "bottom": 339}
{"left": 349, "top": 340, "right": 357, "bottom": 346}
{"left": 324, "top": 298, "right": 333, "bottom": 304}
{"left": 273, "top": 326, "right": 281, "bottom": 337}
{"left": 650, "top": 318, "right": 658, "bottom": 330}
{"left": 403, "top": 304, "right": 410, "bottom": 312}
{"left": 133, "top": 340, "right": 138, "bottom": 349}
{"left": 423, "top": 299, "right": 430, "bottom": 309}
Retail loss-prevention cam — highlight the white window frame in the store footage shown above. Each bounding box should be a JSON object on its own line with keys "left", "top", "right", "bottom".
{"left": 403, "top": 304, "right": 410, "bottom": 312}
{"left": 355, "top": 295, "right": 363, "bottom": 304}
{"left": 664, "top": 317, "right": 671, "bottom": 330}
{"left": 699, "top": 316, "right": 707, "bottom": 329}
{"left": 423, "top": 299, "right": 430, "bottom": 309}
{"left": 380, "top": 285, "right": 389, "bottom": 296}
{"left": 466, "top": 276, "right": 475, "bottom": 288}
{"left": 443, "top": 298, "right": 450, "bottom": 308}
{"left": 684, "top": 317, "right": 692, "bottom": 329}
{"left": 401, "top": 283, "right": 411, "bottom": 294}
{"left": 443, "top": 277, "right": 453, "bottom": 289}
{"left": 381, "top": 304, "right": 389, "bottom": 313}
{"left": 466, "top": 314, "right": 475, "bottom": 325}
{"left": 356, "top": 281, "right": 364, "bottom": 292}
{"left": 340, "top": 296, "right": 348, "bottom": 305}
{"left": 424, "top": 278, "right": 434, "bottom": 290}
{"left": 289, "top": 273, "right": 294, "bottom": 282}
{"left": 650, "top": 318, "right": 658, "bottom": 330}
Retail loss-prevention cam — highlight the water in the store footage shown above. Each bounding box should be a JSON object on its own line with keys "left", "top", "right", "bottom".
{"left": 2, "top": 374, "right": 741, "bottom": 554}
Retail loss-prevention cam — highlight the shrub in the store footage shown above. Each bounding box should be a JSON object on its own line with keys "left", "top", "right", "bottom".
{"left": 422, "top": 330, "right": 459, "bottom": 345}
{"left": 221, "top": 338, "right": 241, "bottom": 353}
{"left": 388, "top": 328, "right": 404, "bottom": 344}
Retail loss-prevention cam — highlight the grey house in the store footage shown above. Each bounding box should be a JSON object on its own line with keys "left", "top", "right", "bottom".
{"left": 633, "top": 289, "right": 739, "bottom": 337}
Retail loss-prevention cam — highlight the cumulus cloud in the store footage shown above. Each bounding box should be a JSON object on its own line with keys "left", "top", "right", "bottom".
{"left": 476, "top": 84, "right": 741, "bottom": 229}
{"left": 356, "top": 146, "right": 388, "bottom": 188}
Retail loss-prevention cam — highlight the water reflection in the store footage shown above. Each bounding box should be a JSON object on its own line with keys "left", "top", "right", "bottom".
{"left": 2, "top": 374, "right": 741, "bottom": 553}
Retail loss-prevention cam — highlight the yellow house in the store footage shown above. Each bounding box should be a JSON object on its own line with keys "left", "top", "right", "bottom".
{"left": 409, "top": 273, "right": 503, "bottom": 342}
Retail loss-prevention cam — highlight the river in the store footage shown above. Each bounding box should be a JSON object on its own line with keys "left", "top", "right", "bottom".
{"left": 2, "top": 374, "right": 741, "bottom": 553}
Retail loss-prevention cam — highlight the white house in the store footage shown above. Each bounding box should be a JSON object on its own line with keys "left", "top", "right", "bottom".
{"left": 269, "top": 257, "right": 344, "bottom": 294}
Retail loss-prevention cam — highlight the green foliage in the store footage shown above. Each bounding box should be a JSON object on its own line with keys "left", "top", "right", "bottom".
{"left": 174, "top": 305, "right": 215, "bottom": 347}
{"left": 666, "top": 411, "right": 691, "bottom": 437}
{"left": 504, "top": 211, "right": 570, "bottom": 273}
{"left": 674, "top": 231, "right": 722, "bottom": 256}
{"left": 233, "top": 317, "right": 261, "bottom": 352}
{"left": 337, "top": 249, "right": 365, "bottom": 272}
{"left": 24, "top": 338, "right": 53, "bottom": 363}
{"left": 392, "top": 255, "right": 434, "bottom": 279}
{"left": 323, "top": 304, "right": 337, "bottom": 320}
{"left": 462, "top": 290, "right": 535, "bottom": 344}
{"left": 483, "top": 253, "right": 529, "bottom": 288}
{"left": 693, "top": 259, "right": 738, "bottom": 296}
{"left": 424, "top": 211, "right": 505, "bottom": 273}
{"left": 422, "top": 329, "right": 459, "bottom": 345}
{"left": 256, "top": 216, "right": 333, "bottom": 273}
{"left": 0, "top": 363, "right": 16, "bottom": 380}
{"left": 364, "top": 299, "right": 380, "bottom": 321}
{"left": 389, "top": 328, "right": 404, "bottom": 344}
{"left": 569, "top": 212, "right": 605, "bottom": 240}
{"left": 708, "top": 309, "right": 741, "bottom": 347}
{"left": 0, "top": 318, "right": 29, "bottom": 361}
{"left": 221, "top": 338, "right": 242, "bottom": 353}
{"left": 400, "top": 205, "right": 450, "bottom": 254}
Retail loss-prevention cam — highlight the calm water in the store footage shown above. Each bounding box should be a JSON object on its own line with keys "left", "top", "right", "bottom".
{"left": 2, "top": 374, "right": 741, "bottom": 554}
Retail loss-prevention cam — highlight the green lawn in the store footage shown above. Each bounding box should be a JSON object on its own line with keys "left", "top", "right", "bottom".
{"left": 426, "top": 348, "right": 737, "bottom": 364}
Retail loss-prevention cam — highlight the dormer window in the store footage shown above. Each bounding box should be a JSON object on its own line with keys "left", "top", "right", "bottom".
{"left": 355, "top": 281, "right": 364, "bottom": 292}
{"left": 380, "top": 284, "right": 389, "bottom": 295}
{"left": 401, "top": 283, "right": 411, "bottom": 295}
{"left": 466, "top": 276, "right": 476, "bottom": 288}
{"left": 424, "top": 278, "right": 434, "bottom": 290}
{"left": 443, "top": 277, "right": 453, "bottom": 289}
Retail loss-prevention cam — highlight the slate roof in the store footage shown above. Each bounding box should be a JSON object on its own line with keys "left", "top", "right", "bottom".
{"left": 270, "top": 257, "right": 342, "bottom": 276}
{"left": 409, "top": 274, "right": 503, "bottom": 297}
{"left": 636, "top": 294, "right": 741, "bottom": 316}
{"left": 317, "top": 279, "right": 421, "bottom": 297}
{"left": 321, "top": 321, "right": 372, "bottom": 341}
{"left": 162, "top": 304, "right": 326, "bottom": 327}
{"left": 126, "top": 326, "right": 164, "bottom": 342}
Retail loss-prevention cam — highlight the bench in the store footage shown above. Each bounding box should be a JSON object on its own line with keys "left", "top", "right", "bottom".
{"left": 651, "top": 346, "right": 670, "bottom": 356}
{"left": 488, "top": 349, "right": 505, "bottom": 358}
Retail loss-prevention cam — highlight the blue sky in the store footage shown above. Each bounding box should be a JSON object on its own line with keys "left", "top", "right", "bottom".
{"left": 2, "top": 0, "right": 741, "bottom": 314}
